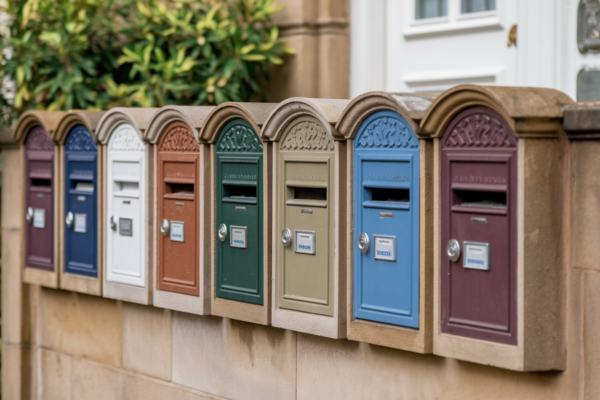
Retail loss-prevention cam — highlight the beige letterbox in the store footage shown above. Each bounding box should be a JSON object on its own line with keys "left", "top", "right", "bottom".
{"left": 97, "top": 108, "right": 158, "bottom": 305}
{"left": 145, "top": 105, "right": 214, "bottom": 315}
{"left": 53, "top": 110, "right": 106, "bottom": 296}
{"left": 14, "top": 111, "right": 65, "bottom": 289}
{"left": 336, "top": 92, "right": 436, "bottom": 353}
{"left": 420, "top": 85, "right": 573, "bottom": 371}
{"left": 263, "top": 98, "right": 350, "bottom": 339}
{"left": 199, "top": 102, "right": 276, "bottom": 326}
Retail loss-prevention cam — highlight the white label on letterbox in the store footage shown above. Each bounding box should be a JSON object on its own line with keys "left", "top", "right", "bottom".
{"left": 74, "top": 213, "right": 87, "bottom": 233}
{"left": 373, "top": 235, "right": 396, "bottom": 261}
{"left": 170, "top": 221, "right": 185, "bottom": 242}
{"left": 230, "top": 226, "right": 247, "bottom": 249}
{"left": 119, "top": 218, "right": 132, "bottom": 237}
{"left": 295, "top": 230, "right": 315, "bottom": 255}
{"left": 33, "top": 209, "right": 45, "bottom": 229}
{"left": 463, "top": 241, "right": 490, "bottom": 271}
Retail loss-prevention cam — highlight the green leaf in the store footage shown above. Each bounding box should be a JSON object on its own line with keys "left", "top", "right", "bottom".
{"left": 241, "top": 54, "right": 266, "bottom": 61}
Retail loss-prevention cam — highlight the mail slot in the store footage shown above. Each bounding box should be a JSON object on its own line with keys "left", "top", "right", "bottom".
{"left": 278, "top": 117, "right": 336, "bottom": 317}
{"left": 353, "top": 110, "right": 420, "bottom": 328}
{"left": 64, "top": 124, "right": 99, "bottom": 277}
{"left": 441, "top": 106, "right": 517, "bottom": 345}
{"left": 157, "top": 121, "right": 200, "bottom": 296}
{"left": 24, "top": 126, "right": 55, "bottom": 271}
{"left": 106, "top": 123, "right": 146, "bottom": 287}
{"left": 215, "top": 119, "right": 263, "bottom": 304}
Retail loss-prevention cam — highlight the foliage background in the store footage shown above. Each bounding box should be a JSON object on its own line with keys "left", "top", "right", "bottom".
{"left": 0, "top": 0, "right": 294, "bottom": 128}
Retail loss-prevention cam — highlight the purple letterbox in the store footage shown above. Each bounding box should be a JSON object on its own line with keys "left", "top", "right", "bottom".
{"left": 24, "top": 126, "right": 55, "bottom": 271}
{"left": 441, "top": 107, "right": 517, "bottom": 345}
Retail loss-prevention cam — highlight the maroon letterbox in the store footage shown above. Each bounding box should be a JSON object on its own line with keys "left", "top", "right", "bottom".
{"left": 25, "top": 126, "right": 55, "bottom": 271}
{"left": 441, "top": 106, "right": 517, "bottom": 345}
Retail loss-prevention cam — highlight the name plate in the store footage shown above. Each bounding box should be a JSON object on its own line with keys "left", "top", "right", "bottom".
{"left": 74, "top": 213, "right": 87, "bottom": 233}
{"left": 230, "top": 226, "right": 247, "bottom": 248}
{"left": 463, "top": 241, "right": 490, "bottom": 271}
{"left": 295, "top": 230, "right": 316, "bottom": 255}
{"left": 33, "top": 208, "right": 45, "bottom": 229}
{"left": 119, "top": 218, "right": 132, "bottom": 237}
{"left": 373, "top": 235, "right": 396, "bottom": 261}
{"left": 170, "top": 221, "right": 185, "bottom": 242}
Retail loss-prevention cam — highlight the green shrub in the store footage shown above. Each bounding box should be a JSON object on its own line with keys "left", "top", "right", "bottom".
{"left": 0, "top": 0, "right": 293, "bottom": 128}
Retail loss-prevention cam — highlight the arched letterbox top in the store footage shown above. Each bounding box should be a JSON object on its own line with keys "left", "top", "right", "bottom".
{"left": 200, "top": 102, "right": 277, "bottom": 144}
{"left": 65, "top": 125, "right": 98, "bottom": 152}
{"left": 420, "top": 85, "right": 574, "bottom": 139}
{"left": 262, "top": 97, "right": 350, "bottom": 142}
{"left": 215, "top": 119, "right": 263, "bottom": 153}
{"left": 53, "top": 110, "right": 105, "bottom": 145}
{"left": 157, "top": 121, "right": 199, "bottom": 153}
{"left": 97, "top": 108, "right": 159, "bottom": 145}
{"left": 354, "top": 110, "right": 419, "bottom": 150}
{"left": 441, "top": 107, "right": 517, "bottom": 149}
{"left": 145, "top": 105, "right": 214, "bottom": 144}
{"left": 278, "top": 116, "right": 335, "bottom": 152}
{"left": 14, "top": 111, "right": 66, "bottom": 145}
{"left": 107, "top": 124, "right": 145, "bottom": 153}
{"left": 24, "top": 126, "right": 54, "bottom": 151}
{"left": 337, "top": 92, "right": 436, "bottom": 141}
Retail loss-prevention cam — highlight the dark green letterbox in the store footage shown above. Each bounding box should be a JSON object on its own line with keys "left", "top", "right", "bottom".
{"left": 215, "top": 119, "right": 263, "bottom": 304}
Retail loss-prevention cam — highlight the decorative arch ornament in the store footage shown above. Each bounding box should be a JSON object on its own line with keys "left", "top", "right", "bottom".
{"left": 65, "top": 125, "right": 97, "bottom": 151}
{"left": 159, "top": 124, "right": 199, "bottom": 152}
{"left": 280, "top": 121, "right": 334, "bottom": 151}
{"left": 442, "top": 110, "right": 517, "bottom": 148}
{"left": 108, "top": 125, "right": 144, "bottom": 152}
{"left": 216, "top": 122, "right": 262, "bottom": 153}
{"left": 25, "top": 126, "right": 54, "bottom": 151}
{"left": 355, "top": 115, "right": 418, "bottom": 149}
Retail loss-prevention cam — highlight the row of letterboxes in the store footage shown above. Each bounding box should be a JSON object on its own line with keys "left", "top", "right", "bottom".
{"left": 16, "top": 85, "right": 577, "bottom": 372}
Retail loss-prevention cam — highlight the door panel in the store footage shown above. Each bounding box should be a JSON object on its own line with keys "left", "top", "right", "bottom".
{"left": 25, "top": 126, "right": 55, "bottom": 271}
{"left": 64, "top": 125, "right": 98, "bottom": 277}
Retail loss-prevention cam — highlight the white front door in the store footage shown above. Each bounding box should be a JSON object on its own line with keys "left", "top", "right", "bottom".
{"left": 106, "top": 124, "right": 146, "bottom": 287}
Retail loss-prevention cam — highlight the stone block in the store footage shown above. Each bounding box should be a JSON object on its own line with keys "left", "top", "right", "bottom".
{"left": 71, "top": 356, "right": 123, "bottom": 400}
{"left": 2, "top": 230, "right": 28, "bottom": 343}
{"left": 296, "top": 333, "right": 568, "bottom": 400}
{"left": 38, "top": 348, "right": 72, "bottom": 400}
{"left": 122, "top": 302, "right": 172, "bottom": 381}
{"left": 172, "top": 313, "right": 296, "bottom": 400}
{"left": 2, "top": 343, "right": 31, "bottom": 400}
{"left": 584, "top": 271, "right": 600, "bottom": 399}
{"left": 37, "top": 287, "right": 122, "bottom": 366}
{"left": 2, "top": 148, "right": 24, "bottom": 230}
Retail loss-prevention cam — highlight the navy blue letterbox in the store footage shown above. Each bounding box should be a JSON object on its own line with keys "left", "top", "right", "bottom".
{"left": 64, "top": 124, "right": 98, "bottom": 277}
{"left": 353, "top": 110, "right": 420, "bottom": 328}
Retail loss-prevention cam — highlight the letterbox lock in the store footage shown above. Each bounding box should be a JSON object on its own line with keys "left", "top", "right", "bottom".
{"left": 281, "top": 228, "right": 292, "bottom": 247}
{"left": 447, "top": 239, "right": 461, "bottom": 262}
{"left": 218, "top": 224, "right": 227, "bottom": 242}
{"left": 110, "top": 216, "right": 117, "bottom": 231}
{"left": 26, "top": 207, "right": 34, "bottom": 223}
{"left": 358, "top": 233, "right": 370, "bottom": 253}
{"left": 65, "top": 212, "right": 74, "bottom": 228}
{"left": 160, "top": 219, "right": 170, "bottom": 236}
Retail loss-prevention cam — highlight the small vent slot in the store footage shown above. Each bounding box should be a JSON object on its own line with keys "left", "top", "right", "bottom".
{"left": 370, "top": 188, "right": 409, "bottom": 203}
{"left": 293, "top": 187, "right": 327, "bottom": 201}
{"left": 32, "top": 178, "right": 51, "bottom": 187}
{"left": 455, "top": 190, "right": 506, "bottom": 209}
{"left": 166, "top": 183, "right": 194, "bottom": 195}
{"left": 224, "top": 185, "right": 257, "bottom": 199}
{"left": 118, "top": 182, "right": 139, "bottom": 193}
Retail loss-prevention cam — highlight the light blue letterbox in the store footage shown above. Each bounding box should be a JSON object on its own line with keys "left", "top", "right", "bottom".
{"left": 353, "top": 110, "right": 420, "bottom": 328}
{"left": 64, "top": 125, "right": 98, "bottom": 277}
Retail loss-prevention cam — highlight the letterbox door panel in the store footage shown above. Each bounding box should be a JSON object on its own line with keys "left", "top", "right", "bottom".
{"left": 25, "top": 126, "right": 55, "bottom": 271}
{"left": 441, "top": 107, "right": 518, "bottom": 345}
{"left": 106, "top": 124, "right": 145, "bottom": 286}
{"left": 353, "top": 111, "right": 420, "bottom": 328}
{"left": 215, "top": 119, "right": 264, "bottom": 304}
{"left": 64, "top": 125, "right": 98, "bottom": 277}
{"left": 157, "top": 122, "right": 200, "bottom": 296}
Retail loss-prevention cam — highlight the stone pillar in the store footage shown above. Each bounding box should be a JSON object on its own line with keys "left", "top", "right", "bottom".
{"left": 267, "top": 0, "right": 350, "bottom": 101}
